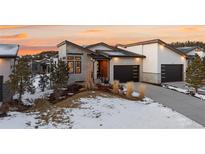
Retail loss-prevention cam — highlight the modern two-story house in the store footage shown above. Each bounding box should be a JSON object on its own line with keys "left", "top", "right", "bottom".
{"left": 57, "top": 39, "right": 187, "bottom": 85}
{"left": 0, "top": 44, "right": 19, "bottom": 103}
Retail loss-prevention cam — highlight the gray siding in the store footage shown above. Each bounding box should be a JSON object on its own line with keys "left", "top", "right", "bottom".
{"left": 60, "top": 44, "right": 92, "bottom": 84}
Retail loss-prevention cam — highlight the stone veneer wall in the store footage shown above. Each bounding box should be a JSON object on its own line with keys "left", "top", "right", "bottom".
{"left": 142, "top": 72, "right": 161, "bottom": 84}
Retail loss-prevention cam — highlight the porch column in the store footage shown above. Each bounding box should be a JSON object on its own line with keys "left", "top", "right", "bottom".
{"left": 93, "top": 61, "right": 98, "bottom": 80}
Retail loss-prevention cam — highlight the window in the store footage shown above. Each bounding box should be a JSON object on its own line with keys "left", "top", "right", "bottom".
{"left": 68, "top": 61, "right": 74, "bottom": 73}
{"left": 68, "top": 56, "right": 74, "bottom": 60}
{"left": 75, "top": 61, "right": 81, "bottom": 74}
{"left": 67, "top": 56, "right": 82, "bottom": 74}
{"left": 75, "top": 56, "right": 81, "bottom": 61}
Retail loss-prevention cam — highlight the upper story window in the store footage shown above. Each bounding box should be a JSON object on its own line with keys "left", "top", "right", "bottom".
{"left": 67, "top": 56, "right": 82, "bottom": 74}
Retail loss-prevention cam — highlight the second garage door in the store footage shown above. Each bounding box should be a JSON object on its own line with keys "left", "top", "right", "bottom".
{"left": 114, "top": 65, "right": 139, "bottom": 82}
{"left": 161, "top": 64, "right": 183, "bottom": 82}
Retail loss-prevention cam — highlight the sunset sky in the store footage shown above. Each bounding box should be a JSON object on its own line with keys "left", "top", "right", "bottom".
{"left": 1, "top": 25, "right": 205, "bottom": 55}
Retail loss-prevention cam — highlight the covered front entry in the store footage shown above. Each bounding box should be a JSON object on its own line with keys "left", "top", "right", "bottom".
{"left": 114, "top": 65, "right": 139, "bottom": 83}
{"left": 0, "top": 76, "right": 3, "bottom": 102}
{"left": 161, "top": 64, "right": 183, "bottom": 82}
{"left": 97, "top": 60, "right": 109, "bottom": 83}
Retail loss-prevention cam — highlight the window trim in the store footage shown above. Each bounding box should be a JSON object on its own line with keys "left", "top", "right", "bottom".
{"left": 67, "top": 55, "right": 82, "bottom": 74}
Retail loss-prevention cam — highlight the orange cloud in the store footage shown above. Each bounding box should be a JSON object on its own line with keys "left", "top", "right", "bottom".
{"left": 82, "top": 29, "right": 105, "bottom": 33}
{"left": 19, "top": 45, "right": 57, "bottom": 55}
{"left": 179, "top": 27, "right": 200, "bottom": 33}
{"left": 0, "top": 33, "right": 28, "bottom": 39}
{"left": 0, "top": 26, "right": 19, "bottom": 29}
{"left": 0, "top": 25, "right": 30, "bottom": 29}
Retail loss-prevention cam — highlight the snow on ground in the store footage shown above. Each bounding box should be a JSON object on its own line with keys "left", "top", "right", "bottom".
{"left": 13, "top": 75, "right": 53, "bottom": 105}
{"left": 163, "top": 84, "right": 205, "bottom": 101}
{"left": 0, "top": 95, "right": 202, "bottom": 128}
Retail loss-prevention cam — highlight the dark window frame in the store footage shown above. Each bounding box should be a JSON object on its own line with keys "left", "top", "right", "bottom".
{"left": 67, "top": 55, "right": 82, "bottom": 74}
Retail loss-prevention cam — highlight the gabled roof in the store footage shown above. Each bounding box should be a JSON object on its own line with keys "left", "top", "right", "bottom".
{"left": 57, "top": 40, "right": 145, "bottom": 59}
{"left": 117, "top": 39, "right": 187, "bottom": 57}
{"left": 86, "top": 42, "right": 145, "bottom": 57}
{"left": 0, "top": 44, "right": 19, "bottom": 58}
{"left": 85, "top": 42, "right": 116, "bottom": 50}
{"left": 177, "top": 46, "right": 204, "bottom": 53}
{"left": 57, "top": 40, "right": 93, "bottom": 53}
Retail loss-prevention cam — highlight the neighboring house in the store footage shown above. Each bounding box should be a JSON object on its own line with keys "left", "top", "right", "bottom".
{"left": 31, "top": 54, "right": 58, "bottom": 74}
{"left": 57, "top": 39, "right": 187, "bottom": 85}
{"left": 176, "top": 46, "right": 205, "bottom": 64}
{"left": 0, "top": 44, "right": 19, "bottom": 103}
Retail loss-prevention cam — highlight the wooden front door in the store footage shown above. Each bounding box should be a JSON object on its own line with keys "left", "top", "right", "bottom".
{"left": 99, "top": 60, "right": 108, "bottom": 78}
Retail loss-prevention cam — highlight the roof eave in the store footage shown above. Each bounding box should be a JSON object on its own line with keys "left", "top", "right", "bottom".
{"left": 0, "top": 55, "right": 17, "bottom": 58}
{"left": 110, "top": 55, "right": 146, "bottom": 58}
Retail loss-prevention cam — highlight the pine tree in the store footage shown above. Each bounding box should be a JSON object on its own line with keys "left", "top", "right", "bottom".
{"left": 8, "top": 57, "right": 34, "bottom": 102}
{"left": 50, "top": 60, "right": 69, "bottom": 90}
{"left": 202, "top": 56, "right": 205, "bottom": 78}
{"left": 186, "top": 54, "right": 205, "bottom": 92}
{"left": 39, "top": 73, "right": 49, "bottom": 92}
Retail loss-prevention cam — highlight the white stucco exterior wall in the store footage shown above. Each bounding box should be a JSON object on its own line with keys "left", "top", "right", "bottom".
{"left": 109, "top": 57, "right": 143, "bottom": 83}
{"left": 58, "top": 44, "right": 67, "bottom": 60}
{"left": 121, "top": 43, "right": 158, "bottom": 73}
{"left": 0, "top": 58, "right": 15, "bottom": 83}
{"left": 158, "top": 44, "right": 187, "bottom": 81}
{"left": 118, "top": 45, "right": 143, "bottom": 55}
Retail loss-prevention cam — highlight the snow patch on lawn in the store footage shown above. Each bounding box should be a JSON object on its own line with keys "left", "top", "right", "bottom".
{"left": 0, "top": 96, "right": 202, "bottom": 128}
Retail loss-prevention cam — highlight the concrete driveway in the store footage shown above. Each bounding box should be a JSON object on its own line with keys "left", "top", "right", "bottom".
{"left": 135, "top": 83, "right": 205, "bottom": 127}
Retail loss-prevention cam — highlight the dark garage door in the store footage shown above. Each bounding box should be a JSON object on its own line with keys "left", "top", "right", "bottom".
{"left": 114, "top": 65, "right": 139, "bottom": 82}
{"left": 161, "top": 64, "right": 183, "bottom": 82}
{"left": 0, "top": 76, "right": 3, "bottom": 102}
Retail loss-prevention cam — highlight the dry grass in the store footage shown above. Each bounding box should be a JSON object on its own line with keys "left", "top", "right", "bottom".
{"left": 30, "top": 98, "right": 51, "bottom": 112}
{"left": 139, "top": 84, "right": 145, "bottom": 99}
{"left": 34, "top": 108, "right": 71, "bottom": 128}
{"left": 126, "top": 82, "right": 134, "bottom": 98}
{"left": 112, "top": 80, "right": 119, "bottom": 94}
{"left": 85, "top": 63, "right": 95, "bottom": 90}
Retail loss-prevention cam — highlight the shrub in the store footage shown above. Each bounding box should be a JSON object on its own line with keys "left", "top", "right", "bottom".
{"left": 0, "top": 103, "right": 9, "bottom": 117}
{"left": 112, "top": 80, "right": 119, "bottom": 94}
{"left": 126, "top": 81, "right": 134, "bottom": 98}
{"left": 139, "top": 84, "right": 145, "bottom": 99}
{"left": 32, "top": 98, "right": 51, "bottom": 112}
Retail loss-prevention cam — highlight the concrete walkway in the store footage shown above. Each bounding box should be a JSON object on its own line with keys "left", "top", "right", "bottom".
{"left": 135, "top": 83, "right": 205, "bottom": 127}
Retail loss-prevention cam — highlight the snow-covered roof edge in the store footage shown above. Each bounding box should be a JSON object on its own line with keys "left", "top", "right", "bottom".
{"left": 0, "top": 44, "right": 19, "bottom": 58}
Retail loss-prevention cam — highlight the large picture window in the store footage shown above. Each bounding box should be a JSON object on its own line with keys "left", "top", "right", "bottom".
{"left": 67, "top": 56, "right": 81, "bottom": 74}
